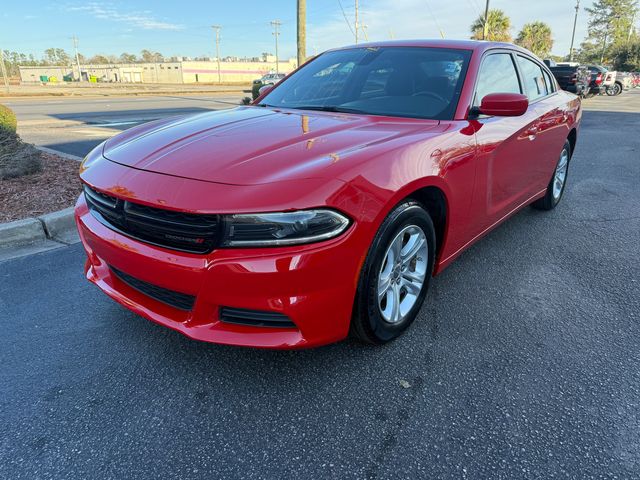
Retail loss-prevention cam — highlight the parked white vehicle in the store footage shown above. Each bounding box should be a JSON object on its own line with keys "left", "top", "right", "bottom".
{"left": 605, "top": 71, "right": 632, "bottom": 96}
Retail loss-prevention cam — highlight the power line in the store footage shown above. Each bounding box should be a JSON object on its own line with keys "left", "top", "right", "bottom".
{"left": 337, "top": 0, "right": 355, "bottom": 37}
{"left": 425, "top": 0, "right": 445, "bottom": 39}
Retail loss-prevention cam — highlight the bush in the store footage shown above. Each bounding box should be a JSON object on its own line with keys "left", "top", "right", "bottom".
{"left": 0, "top": 104, "right": 17, "bottom": 133}
{"left": 0, "top": 129, "right": 43, "bottom": 179}
{"left": 252, "top": 81, "right": 263, "bottom": 100}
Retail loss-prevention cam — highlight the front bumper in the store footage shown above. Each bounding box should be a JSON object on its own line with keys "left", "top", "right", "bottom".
{"left": 75, "top": 195, "right": 365, "bottom": 349}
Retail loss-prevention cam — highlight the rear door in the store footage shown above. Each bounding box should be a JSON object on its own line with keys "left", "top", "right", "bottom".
{"left": 471, "top": 50, "right": 543, "bottom": 228}
{"left": 515, "top": 54, "right": 565, "bottom": 191}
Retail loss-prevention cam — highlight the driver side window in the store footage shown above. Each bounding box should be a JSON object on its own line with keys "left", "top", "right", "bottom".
{"left": 474, "top": 53, "right": 522, "bottom": 106}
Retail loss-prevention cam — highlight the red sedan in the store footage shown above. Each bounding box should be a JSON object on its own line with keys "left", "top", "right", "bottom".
{"left": 75, "top": 40, "right": 581, "bottom": 349}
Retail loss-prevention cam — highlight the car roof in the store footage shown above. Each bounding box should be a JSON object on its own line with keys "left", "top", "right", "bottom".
{"left": 328, "top": 39, "right": 531, "bottom": 55}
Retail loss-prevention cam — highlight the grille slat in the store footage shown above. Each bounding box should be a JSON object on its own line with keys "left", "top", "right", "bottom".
{"left": 110, "top": 267, "right": 195, "bottom": 311}
{"left": 84, "top": 185, "right": 219, "bottom": 254}
{"left": 219, "top": 307, "right": 297, "bottom": 329}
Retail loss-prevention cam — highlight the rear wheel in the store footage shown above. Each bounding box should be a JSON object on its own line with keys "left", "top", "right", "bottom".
{"left": 351, "top": 201, "right": 435, "bottom": 344}
{"left": 532, "top": 140, "right": 571, "bottom": 211}
{"left": 606, "top": 83, "right": 622, "bottom": 96}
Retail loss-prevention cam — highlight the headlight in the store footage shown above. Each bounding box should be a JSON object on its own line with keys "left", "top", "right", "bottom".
{"left": 221, "top": 209, "right": 350, "bottom": 247}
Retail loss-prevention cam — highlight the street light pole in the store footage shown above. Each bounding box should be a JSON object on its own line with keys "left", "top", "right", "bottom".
{"left": 271, "top": 20, "right": 282, "bottom": 74}
{"left": 569, "top": 0, "right": 580, "bottom": 61}
{"left": 212, "top": 25, "right": 221, "bottom": 83}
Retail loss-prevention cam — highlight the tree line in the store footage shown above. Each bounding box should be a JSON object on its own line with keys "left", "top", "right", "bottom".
{"left": 0, "top": 49, "right": 170, "bottom": 77}
{"left": 470, "top": 0, "right": 639, "bottom": 70}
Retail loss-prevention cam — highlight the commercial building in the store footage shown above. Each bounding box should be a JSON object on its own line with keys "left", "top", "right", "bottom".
{"left": 18, "top": 58, "right": 297, "bottom": 85}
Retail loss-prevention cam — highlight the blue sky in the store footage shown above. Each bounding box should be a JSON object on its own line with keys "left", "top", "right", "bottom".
{"left": 2, "top": 1, "right": 600, "bottom": 60}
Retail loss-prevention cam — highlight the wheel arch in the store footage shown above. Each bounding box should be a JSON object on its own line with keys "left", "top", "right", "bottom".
{"left": 405, "top": 186, "right": 448, "bottom": 263}
{"left": 567, "top": 128, "right": 577, "bottom": 157}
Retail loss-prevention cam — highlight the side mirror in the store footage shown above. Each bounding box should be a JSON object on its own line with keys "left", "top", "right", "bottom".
{"left": 476, "top": 93, "right": 529, "bottom": 117}
{"left": 258, "top": 85, "right": 273, "bottom": 97}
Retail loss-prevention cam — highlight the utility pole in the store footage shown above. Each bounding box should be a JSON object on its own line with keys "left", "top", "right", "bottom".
{"left": 212, "top": 25, "right": 221, "bottom": 83}
{"left": 355, "top": 0, "right": 359, "bottom": 44}
{"left": 297, "top": 0, "right": 306, "bottom": 67}
{"left": 629, "top": 11, "right": 637, "bottom": 43}
{"left": 482, "top": 0, "right": 490, "bottom": 40}
{"left": 0, "top": 49, "right": 9, "bottom": 94}
{"left": 569, "top": 0, "right": 580, "bottom": 61}
{"left": 71, "top": 35, "right": 82, "bottom": 81}
{"left": 271, "top": 20, "right": 282, "bottom": 74}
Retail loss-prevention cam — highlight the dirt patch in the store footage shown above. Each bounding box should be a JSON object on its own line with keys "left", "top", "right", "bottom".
{"left": 0, "top": 153, "right": 81, "bottom": 223}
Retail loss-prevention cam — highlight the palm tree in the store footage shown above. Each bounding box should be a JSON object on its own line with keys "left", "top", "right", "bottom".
{"left": 470, "top": 9, "right": 512, "bottom": 42}
{"left": 516, "top": 22, "right": 554, "bottom": 58}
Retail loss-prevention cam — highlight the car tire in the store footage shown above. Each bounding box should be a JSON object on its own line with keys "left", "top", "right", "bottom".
{"left": 350, "top": 201, "right": 436, "bottom": 345}
{"left": 606, "top": 83, "right": 622, "bottom": 96}
{"left": 532, "top": 139, "right": 571, "bottom": 211}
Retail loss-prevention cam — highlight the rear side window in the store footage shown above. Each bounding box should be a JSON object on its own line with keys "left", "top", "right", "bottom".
{"left": 474, "top": 53, "right": 521, "bottom": 106}
{"left": 543, "top": 69, "right": 555, "bottom": 92}
{"left": 517, "top": 56, "right": 549, "bottom": 101}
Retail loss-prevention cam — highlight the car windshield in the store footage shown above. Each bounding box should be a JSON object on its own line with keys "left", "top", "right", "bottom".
{"left": 259, "top": 46, "right": 472, "bottom": 120}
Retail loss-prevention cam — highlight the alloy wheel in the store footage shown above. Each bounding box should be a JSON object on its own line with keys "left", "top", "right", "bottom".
{"left": 377, "top": 225, "right": 428, "bottom": 324}
{"left": 552, "top": 147, "right": 569, "bottom": 200}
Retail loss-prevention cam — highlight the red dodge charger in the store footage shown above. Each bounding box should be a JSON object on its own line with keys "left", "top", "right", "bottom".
{"left": 75, "top": 40, "right": 581, "bottom": 349}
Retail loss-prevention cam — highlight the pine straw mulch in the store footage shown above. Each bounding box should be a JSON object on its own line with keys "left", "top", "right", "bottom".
{"left": 0, "top": 152, "right": 82, "bottom": 223}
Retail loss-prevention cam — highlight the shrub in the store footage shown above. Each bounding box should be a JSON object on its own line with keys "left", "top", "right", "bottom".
{"left": 0, "top": 129, "right": 43, "bottom": 179}
{"left": 252, "top": 81, "right": 263, "bottom": 100}
{"left": 0, "top": 104, "right": 17, "bottom": 133}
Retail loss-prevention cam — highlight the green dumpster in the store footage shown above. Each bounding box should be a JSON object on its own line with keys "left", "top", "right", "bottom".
{"left": 39, "top": 75, "right": 48, "bottom": 83}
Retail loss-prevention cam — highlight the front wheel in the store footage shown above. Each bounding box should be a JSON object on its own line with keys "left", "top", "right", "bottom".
{"left": 532, "top": 140, "right": 571, "bottom": 211}
{"left": 351, "top": 201, "right": 436, "bottom": 344}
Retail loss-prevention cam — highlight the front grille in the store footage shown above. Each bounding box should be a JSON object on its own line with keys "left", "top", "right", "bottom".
{"left": 219, "top": 307, "right": 297, "bottom": 329}
{"left": 110, "top": 267, "right": 196, "bottom": 311}
{"left": 84, "top": 185, "right": 219, "bottom": 254}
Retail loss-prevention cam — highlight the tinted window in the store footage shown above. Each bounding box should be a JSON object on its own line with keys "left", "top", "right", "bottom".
{"left": 474, "top": 53, "right": 521, "bottom": 105}
{"left": 260, "top": 47, "right": 472, "bottom": 120}
{"left": 517, "top": 56, "right": 549, "bottom": 101}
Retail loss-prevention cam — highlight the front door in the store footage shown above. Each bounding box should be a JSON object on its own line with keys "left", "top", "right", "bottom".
{"left": 471, "top": 52, "right": 543, "bottom": 232}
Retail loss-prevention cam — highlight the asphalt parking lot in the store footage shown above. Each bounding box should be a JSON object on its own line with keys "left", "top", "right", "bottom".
{"left": 7, "top": 94, "right": 244, "bottom": 157}
{"left": 1, "top": 91, "right": 640, "bottom": 479}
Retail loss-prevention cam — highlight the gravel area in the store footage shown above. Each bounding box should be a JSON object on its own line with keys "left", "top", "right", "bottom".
{"left": 0, "top": 153, "right": 81, "bottom": 222}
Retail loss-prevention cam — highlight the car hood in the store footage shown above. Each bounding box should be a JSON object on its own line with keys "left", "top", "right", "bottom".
{"left": 102, "top": 107, "right": 440, "bottom": 185}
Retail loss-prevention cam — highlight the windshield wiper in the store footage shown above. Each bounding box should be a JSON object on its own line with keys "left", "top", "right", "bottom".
{"left": 288, "top": 105, "right": 369, "bottom": 114}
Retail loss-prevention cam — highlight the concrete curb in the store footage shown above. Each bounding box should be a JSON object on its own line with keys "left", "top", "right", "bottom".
{"left": 0, "top": 218, "right": 46, "bottom": 248}
{"left": 35, "top": 146, "right": 83, "bottom": 162}
{"left": 38, "top": 207, "right": 79, "bottom": 244}
{"left": 0, "top": 207, "right": 79, "bottom": 251}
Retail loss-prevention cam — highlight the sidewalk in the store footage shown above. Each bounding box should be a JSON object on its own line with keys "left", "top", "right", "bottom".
{"left": 0, "top": 83, "right": 250, "bottom": 99}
